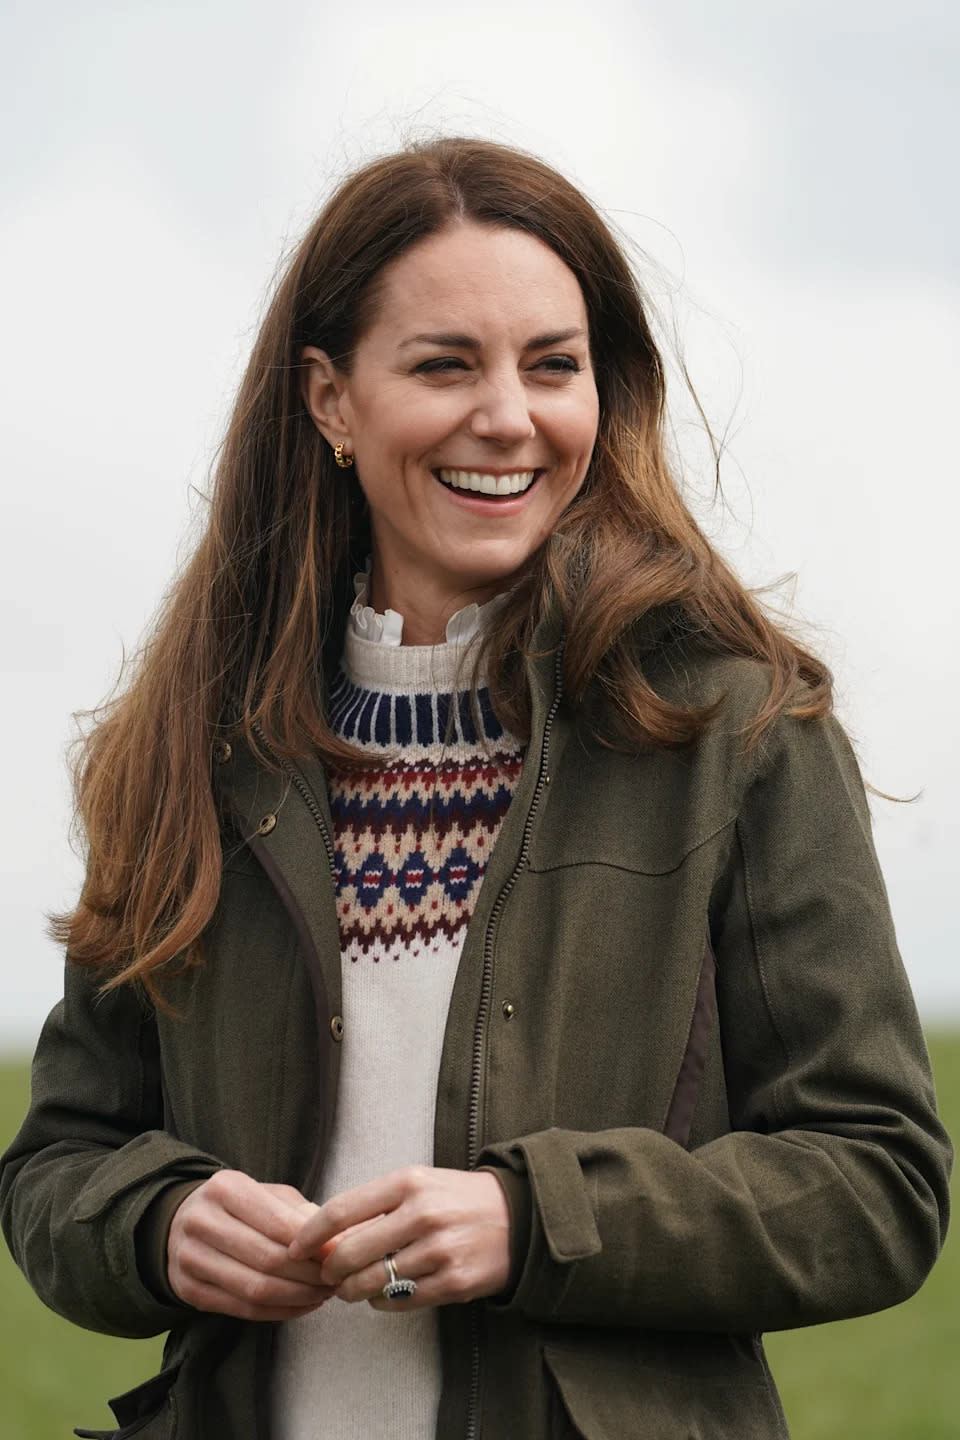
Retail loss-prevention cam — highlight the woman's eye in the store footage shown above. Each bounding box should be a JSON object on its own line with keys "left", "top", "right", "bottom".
{"left": 537, "top": 355, "right": 581, "bottom": 374}
{"left": 414, "top": 357, "right": 468, "bottom": 374}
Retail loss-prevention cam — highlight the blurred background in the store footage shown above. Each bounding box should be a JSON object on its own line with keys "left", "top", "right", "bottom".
{"left": 1, "top": 1, "right": 956, "bottom": 1435}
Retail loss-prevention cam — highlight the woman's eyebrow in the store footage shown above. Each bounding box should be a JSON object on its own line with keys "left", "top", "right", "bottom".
{"left": 397, "top": 327, "right": 587, "bottom": 351}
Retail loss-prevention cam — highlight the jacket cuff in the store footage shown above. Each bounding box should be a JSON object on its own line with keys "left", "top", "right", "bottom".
{"left": 476, "top": 1164, "right": 533, "bottom": 1300}
{"left": 135, "top": 1179, "right": 207, "bottom": 1305}
{"left": 478, "top": 1130, "right": 602, "bottom": 1319}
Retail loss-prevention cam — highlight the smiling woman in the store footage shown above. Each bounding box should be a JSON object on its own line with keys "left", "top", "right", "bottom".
{"left": 0, "top": 137, "right": 951, "bottom": 1440}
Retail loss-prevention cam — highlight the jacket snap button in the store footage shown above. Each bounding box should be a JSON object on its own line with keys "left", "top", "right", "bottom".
{"left": 502, "top": 1001, "right": 516, "bottom": 1020}
{"left": 212, "top": 739, "right": 232, "bottom": 764}
{"left": 257, "top": 813, "right": 277, "bottom": 836}
{"left": 330, "top": 1015, "right": 344, "bottom": 1041}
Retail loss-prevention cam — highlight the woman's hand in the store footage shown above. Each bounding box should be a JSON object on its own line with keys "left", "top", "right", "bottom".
{"left": 287, "top": 1166, "right": 511, "bottom": 1311}
{"left": 167, "top": 1170, "right": 336, "bottom": 1321}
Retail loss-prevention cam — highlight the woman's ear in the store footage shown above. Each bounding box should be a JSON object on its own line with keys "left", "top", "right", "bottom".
{"left": 300, "top": 346, "right": 351, "bottom": 449}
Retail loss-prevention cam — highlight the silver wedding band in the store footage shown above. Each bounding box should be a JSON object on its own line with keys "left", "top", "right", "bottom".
{"left": 382, "top": 1252, "right": 417, "bottom": 1301}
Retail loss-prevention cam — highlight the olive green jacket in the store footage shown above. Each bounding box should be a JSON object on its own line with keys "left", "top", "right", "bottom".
{"left": 1, "top": 624, "right": 952, "bottom": 1439}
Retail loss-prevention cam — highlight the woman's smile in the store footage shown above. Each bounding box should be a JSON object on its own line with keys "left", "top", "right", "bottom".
{"left": 434, "top": 466, "right": 540, "bottom": 497}
{"left": 432, "top": 466, "right": 546, "bottom": 522}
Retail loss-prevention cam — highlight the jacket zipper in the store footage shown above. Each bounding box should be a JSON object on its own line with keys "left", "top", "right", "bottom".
{"left": 464, "top": 646, "right": 564, "bottom": 1440}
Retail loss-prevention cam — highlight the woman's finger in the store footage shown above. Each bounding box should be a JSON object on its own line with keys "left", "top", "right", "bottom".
{"left": 333, "top": 1243, "right": 435, "bottom": 1305}
{"left": 288, "top": 1168, "right": 419, "bottom": 1259}
{"left": 172, "top": 1239, "right": 331, "bottom": 1313}
{"left": 314, "top": 1211, "right": 416, "bottom": 1287}
{"left": 181, "top": 1205, "right": 333, "bottom": 1287}
{"left": 175, "top": 1274, "right": 323, "bottom": 1323}
{"left": 262, "top": 1182, "right": 321, "bottom": 1220}
{"left": 202, "top": 1169, "right": 311, "bottom": 1248}
{"left": 261, "top": 1182, "right": 317, "bottom": 1207}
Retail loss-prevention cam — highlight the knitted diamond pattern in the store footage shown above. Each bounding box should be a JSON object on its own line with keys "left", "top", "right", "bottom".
{"left": 327, "top": 669, "right": 523, "bottom": 963}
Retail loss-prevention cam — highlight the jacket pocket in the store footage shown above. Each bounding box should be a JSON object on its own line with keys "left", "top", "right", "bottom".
{"left": 74, "top": 1361, "right": 181, "bottom": 1440}
{"left": 543, "top": 1335, "right": 789, "bottom": 1440}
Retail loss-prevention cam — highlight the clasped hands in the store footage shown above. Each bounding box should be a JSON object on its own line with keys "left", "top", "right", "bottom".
{"left": 166, "top": 1166, "right": 511, "bottom": 1322}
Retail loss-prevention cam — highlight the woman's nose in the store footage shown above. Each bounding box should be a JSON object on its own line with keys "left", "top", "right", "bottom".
{"left": 468, "top": 376, "right": 537, "bottom": 445}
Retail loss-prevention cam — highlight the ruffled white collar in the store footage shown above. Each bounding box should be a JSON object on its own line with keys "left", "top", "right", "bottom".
{"left": 348, "top": 565, "right": 508, "bottom": 649}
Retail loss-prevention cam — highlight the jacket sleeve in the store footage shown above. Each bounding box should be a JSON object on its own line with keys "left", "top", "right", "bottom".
{"left": 0, "top": 962, "right": 224, "bottom": 1338}
{"left": 478, "top": 711, "right": 952, "bottom": 1332}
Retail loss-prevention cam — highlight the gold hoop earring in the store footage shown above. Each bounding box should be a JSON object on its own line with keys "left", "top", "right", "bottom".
{"left": 334, "top": 442, "right": 354, "bottom": 469}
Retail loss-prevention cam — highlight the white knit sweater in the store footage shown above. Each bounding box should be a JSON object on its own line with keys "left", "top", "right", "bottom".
{"left": 270, "top": 590, "right": 521, "bottom": 1439}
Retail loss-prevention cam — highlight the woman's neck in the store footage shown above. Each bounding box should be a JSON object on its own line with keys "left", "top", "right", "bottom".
{"left": 367, "top": 562, "right": 502, "bottom": 647}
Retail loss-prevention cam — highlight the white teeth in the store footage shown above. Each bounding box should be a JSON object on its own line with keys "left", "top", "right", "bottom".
{"left": 437, "top": 468, "right": 537, "bottom": 496}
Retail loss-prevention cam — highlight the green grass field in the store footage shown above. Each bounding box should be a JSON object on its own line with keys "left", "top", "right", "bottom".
{"left": 1, "top": 1037, "right": 956, "bottom": 1438}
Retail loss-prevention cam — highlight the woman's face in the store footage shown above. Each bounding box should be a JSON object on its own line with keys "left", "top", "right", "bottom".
{"left": 302, "top": 221, "right": 600, "bottom": 632}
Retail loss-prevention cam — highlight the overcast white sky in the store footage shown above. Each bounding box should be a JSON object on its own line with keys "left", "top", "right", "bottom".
{"left": 2, "top": 0, "right": 958, "bottom": 1049}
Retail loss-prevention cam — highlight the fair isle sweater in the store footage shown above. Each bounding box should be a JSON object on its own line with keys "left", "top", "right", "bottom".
{"left": 270, "top": 591, "right": 523, "bottom": 1440}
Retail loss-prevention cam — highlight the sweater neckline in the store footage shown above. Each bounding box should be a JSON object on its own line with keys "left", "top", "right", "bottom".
{"left": 343, "top": 566, "right": 508, "bottom": 694}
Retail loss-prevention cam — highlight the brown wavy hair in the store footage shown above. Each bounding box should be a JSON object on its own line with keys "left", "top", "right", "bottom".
{"left": 54, "top": 135, "right": 830, "bottom": 995}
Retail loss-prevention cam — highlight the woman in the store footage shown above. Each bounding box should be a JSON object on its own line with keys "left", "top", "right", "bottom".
{"left": 0, "top": 137, "right": 951, "bottom": 1440}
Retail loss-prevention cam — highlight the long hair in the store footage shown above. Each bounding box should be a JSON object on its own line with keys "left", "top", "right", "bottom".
{"left": 54, "top": 136, "right": 830, "bottom": 995}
